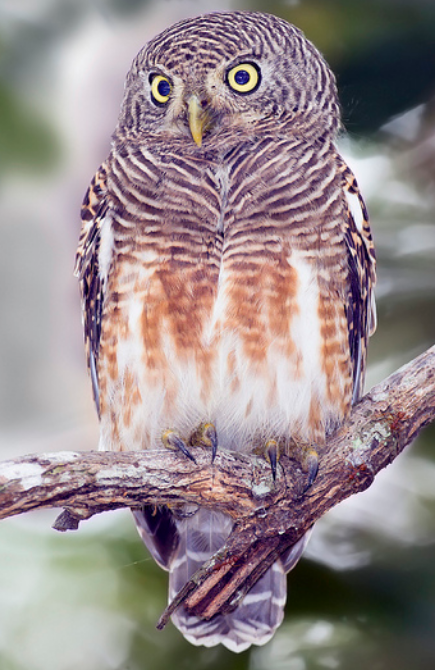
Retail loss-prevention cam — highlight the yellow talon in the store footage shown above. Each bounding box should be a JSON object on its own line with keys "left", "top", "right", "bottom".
{"left": 302, "top": 448, "right": 319, "bottom": 491}
{"left": 290, "top": 441, "right": 319, "bottom": 492}
{"left": 162, "top": 429, "right": 196, "bottom": 463}
{"left": 265, "top": 439, "right": 281, "bottom": 481}
{"left": 253, "top": 439, "right": 281, "bottom": 481}
{"left": 189, "top": 422, "right": 218, "bottom": 462}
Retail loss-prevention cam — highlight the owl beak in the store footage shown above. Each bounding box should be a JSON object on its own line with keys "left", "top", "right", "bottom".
{"left": 187, "top": 94, "right": 211, "bottom": 147}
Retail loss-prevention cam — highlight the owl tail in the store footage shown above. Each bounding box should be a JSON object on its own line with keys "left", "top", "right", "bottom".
{"left": 133, "top": 507, "right": 309, "bottom": 653}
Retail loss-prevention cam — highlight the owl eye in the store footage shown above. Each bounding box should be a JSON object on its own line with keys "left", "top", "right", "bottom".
{"left": 150, "top": 75, "right": 172, "bottom": 105}
{"left": 226, "top": 63, "right": 260, "bottom": 94}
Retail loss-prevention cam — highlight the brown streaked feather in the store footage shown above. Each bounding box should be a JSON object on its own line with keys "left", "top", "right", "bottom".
{"left": 74, "top": 164, "right": 109, "bottom": 416}
{"left": 338, "top": 157, "right": 377, "bottom": 403}
{"left": 74, "top": 165, "right": 108, "bottom": 278}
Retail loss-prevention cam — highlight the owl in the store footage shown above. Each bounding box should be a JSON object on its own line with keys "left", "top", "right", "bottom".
{"left": 75, "top": 11, "right": 376, "bottom": 653}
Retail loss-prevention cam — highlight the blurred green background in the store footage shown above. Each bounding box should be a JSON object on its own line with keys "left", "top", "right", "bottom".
{"left": 0, "top": 0, "right": 434, "bottom": 669}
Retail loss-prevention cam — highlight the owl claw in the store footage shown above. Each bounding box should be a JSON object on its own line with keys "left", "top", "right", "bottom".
{"left": 265, "top": 439, "right": 280, "bottom": 481}
{"left": 302, "top": 448, "right": 319, "bottom": 492}
{"left": 203, "top": 423, "right": 218, "bottom": 462}
{"left": 162, "top": 430, "right": 197, "bottom": 464}
{"left": 190, "top": 422, "right": 218, "bottom": 463}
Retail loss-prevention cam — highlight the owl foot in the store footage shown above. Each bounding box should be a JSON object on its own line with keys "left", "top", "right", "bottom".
{"left": 254, "top": 439, "right": 281, "bottom": 481}
{"left": 265, "top": 439, "right": 280, "bottom": 481}
{"left": 189, "top": 422, "right": 218, "bottom": 462}
{"left": 298, "top": 446, "right": 319, "bottom": 493}
{"left": 162, "top": 429, "right": 197, "bottom": 464}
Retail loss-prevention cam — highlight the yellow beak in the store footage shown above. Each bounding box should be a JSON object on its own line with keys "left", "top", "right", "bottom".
{"left": 187, "top": 94, "right": 210, "bottom": 147}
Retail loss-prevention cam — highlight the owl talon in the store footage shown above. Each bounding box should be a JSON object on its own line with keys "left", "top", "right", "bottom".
{"left": 302, "top": 448, "right": 319, "bottom": 492}
{"left": 265, "top": 439, "right": 280, "bottom": 481}
{"left": 190, "top": 422, "right": 218, "bottom": 462}
{"left": 162, "top": 430, "right": 197, "bottom": 464}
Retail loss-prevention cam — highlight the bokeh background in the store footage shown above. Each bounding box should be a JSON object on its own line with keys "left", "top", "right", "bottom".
{"left": 0, "top": 0, "right": 434, "bottom": 669}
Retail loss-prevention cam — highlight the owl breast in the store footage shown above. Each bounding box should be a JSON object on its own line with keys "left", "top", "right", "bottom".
{"left": 97, "top": 136, "right": 352, "bottom": 454}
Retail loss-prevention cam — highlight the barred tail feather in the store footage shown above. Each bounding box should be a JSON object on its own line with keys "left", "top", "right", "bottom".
{"left": 133, "top": 507, "right": 309, "bottom": 652}
{"left": 171, "top": 549, "right": 287, "bottom": 652}
{"left": 169, "top": 509, "right": 309, "bottom": 653}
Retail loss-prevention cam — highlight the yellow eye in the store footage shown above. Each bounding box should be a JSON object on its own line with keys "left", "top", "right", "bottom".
{"left": 227, "top": 63, "right": 260, "bottom": 94}
{"left": 150, "top": 75, "right": 172, "bottom": 104}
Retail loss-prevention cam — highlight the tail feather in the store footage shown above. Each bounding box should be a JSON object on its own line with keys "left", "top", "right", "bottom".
{"left": 133, "top": 505, "right": 179, "bottom": 570}
{"left": 168, "top": 509, "right": 233, "bottom": 597}
{"left": 134, "top": 507, "right": 309, "bottom": 652}
{"left": 171, "top": 549, "right": 288, "bottom": 652}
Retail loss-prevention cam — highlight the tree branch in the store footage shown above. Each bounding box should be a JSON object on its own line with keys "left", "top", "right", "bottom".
{"left": 0, "top": 345, "right": 434, "bottom": 626}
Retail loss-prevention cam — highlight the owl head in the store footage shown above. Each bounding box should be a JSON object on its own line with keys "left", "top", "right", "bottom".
{"left": 116, "top": 11, "right": 340, "bottom": 147}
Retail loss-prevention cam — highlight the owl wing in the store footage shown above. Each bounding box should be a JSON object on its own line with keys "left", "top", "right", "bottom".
{"left": 74, "top": 164, "right": 109, "bottom": 417}
{"left": 340, "top": 159, "right": 377, "bottom": 404}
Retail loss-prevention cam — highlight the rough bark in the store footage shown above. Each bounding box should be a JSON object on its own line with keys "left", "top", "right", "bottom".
{"left": 0, "top": 344, "right": 434, "bottom": 626}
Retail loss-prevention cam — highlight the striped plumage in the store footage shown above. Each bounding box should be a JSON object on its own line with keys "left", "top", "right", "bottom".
{"left": 75, "top": 11, "right": 376, "bottom": 653}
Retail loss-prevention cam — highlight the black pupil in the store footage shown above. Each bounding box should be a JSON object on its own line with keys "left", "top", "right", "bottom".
{"left": 158, "top": 79, "right": 170, "bottom": 97}
{"left": 234, "top": 69, "right": 250, "bottom": 86}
